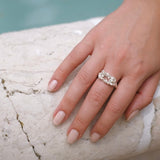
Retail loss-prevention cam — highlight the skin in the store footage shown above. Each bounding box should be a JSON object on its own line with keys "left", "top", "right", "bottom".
{"left": 48, "top": 0, "right": 160, "bottom": 143}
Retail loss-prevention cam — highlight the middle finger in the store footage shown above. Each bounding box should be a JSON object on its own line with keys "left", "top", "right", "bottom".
{"left": 53, "top": 53, "right": 105, "bottom": 126}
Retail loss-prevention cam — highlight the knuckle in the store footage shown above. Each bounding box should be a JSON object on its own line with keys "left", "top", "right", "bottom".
{"left": 107, "top": 104, "right": 122, "bottom": 114}
{"left": 96, "top": 121, "right": 109, "bottom": 135}
{"left": 132, "top": 61, "right": 146, "bottom": 78}
{"left": 73, "top": 41, "right": 93, "bottom": 54}
{"left": 137, "top": 91, "right": 153, "bottom": 109}
{"left": 82, "top": 41, "right": 93, "bottom": 51}
{"left": 124, "top": 75, "right": 142, "bottom": 87}
{"left": 77, "top": 69, "right": 91, "bottom": 87}
{"left": 138, "top": 91, "right": 153, "bottom": 105}
{"left": 57, "top": 65, "right": 66, "bottom": 77}
{"left": 74, "top": 116, "right": 86, "bottom": 128}
{"left": 115, "top": 45, "right": 131, "bottom": 64}
{"left": 88, "top": 89, "right": 105, "bottom": 106}
{"left": 68, "top": 52, "right": 79, "bottom": 65}
{"left": 72, "top": 44, "right": 81, "bottom": 53}
{"left": 63, "top": 94, "right": 75, "bottom": 106}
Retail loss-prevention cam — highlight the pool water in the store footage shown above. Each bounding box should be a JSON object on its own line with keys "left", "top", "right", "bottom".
{"left": 0, "top": 0, "right": 123, "bottom": 34}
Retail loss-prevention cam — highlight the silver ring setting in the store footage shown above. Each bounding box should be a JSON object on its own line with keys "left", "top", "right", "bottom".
{"left": 98, "top": 70, "right": 117, "bottom": 88}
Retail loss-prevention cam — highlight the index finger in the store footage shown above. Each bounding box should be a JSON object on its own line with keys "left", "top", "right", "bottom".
{"left": 48, "top": 39, "right": 94, "bottom": 92}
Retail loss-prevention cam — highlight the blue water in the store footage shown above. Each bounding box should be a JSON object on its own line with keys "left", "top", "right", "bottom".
{"left": 0, "top": 0, "right": 123, "bottom": 34}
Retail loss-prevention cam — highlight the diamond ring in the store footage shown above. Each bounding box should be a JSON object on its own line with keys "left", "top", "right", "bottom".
{"left": 98, "top": 70, "right": 117, "bottom": 88}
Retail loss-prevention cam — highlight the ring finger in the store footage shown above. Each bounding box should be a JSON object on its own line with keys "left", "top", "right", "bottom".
{"left": 67, "top": 66, "right": 121, "bottom": 144}
{"left": 90, "top": 75, "right": 142, "bottom": 142}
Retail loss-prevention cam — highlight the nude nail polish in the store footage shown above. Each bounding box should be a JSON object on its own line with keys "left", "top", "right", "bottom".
{"left": 48, "top": 80, "right": 57, "bottom": 92}
{"left": 53, "top": 111, "right": 65, "bottom": 126}
{"left": 127, "top": 110, "right": 139, "bottom": 121}
{"left": 90, "top": 133, "right": 101, "bottom": 142}
{"left": 67, "top": 129, "right": 79, "bottom": 144}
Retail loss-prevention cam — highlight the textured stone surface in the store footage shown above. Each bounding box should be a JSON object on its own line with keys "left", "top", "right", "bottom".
{"left": 0, "top": 81, "right": 37, "bottom": 160}
{"left": 0, "top": 18, "right": 160, "bottom": 160}
{"left": 128, "top": 149, "right": 160, "bottom": 160}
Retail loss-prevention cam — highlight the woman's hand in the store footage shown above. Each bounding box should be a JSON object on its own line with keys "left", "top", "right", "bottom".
{"left": 48, "top": 0, "right": 160, "bottom": 144}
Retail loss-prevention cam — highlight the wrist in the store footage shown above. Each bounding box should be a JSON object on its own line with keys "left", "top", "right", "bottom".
{"left": 123, "top": 0, "right": 160, "bottom": 10}
{"left": 122, "top": 0, "right": 160, "bottom": 16}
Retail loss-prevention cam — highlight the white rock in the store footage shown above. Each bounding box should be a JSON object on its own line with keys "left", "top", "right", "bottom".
{"left": 0, "top": 18, "right": 160, "bottom": 160}
{"left": 0, "top": 81, "right": 37, "bottom": 160}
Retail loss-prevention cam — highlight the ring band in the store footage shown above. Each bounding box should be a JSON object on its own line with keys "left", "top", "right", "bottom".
{"left": 98, "top": 70, "right": 117, "bottom": 88}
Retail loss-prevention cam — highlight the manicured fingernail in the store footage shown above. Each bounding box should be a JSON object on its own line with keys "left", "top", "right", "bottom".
{"left": 127, "top": 110, "right": 139, "bottom": 121}
{"left": 53, "top": 111, "right": 65, "bottom": 126}
{"left": 67, "top": 129, "right": 79, "bottom": 144}
{"left": 48, "top": 80, "right": 57, "bottom": 92}
{"left": 90, "top": 133, "right": 101, "bottom": 142}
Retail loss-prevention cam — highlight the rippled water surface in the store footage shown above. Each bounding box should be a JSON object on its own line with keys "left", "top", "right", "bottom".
{"left": 0, "top": 0, "right": 123, "bottom": 33}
